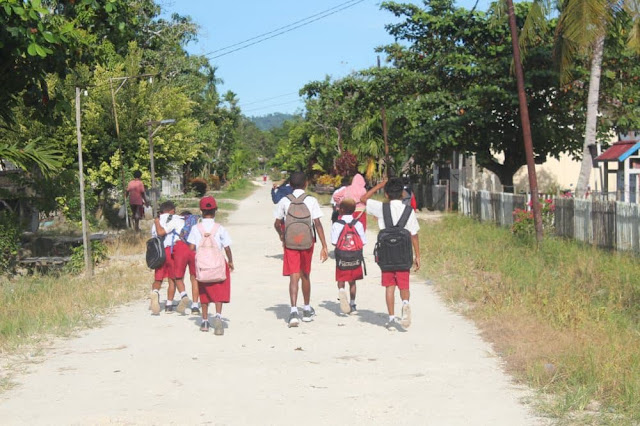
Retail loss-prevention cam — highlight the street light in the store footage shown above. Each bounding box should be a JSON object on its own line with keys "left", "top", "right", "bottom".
{"left": 147, "top": 119, "right": 176, "bottom": 217}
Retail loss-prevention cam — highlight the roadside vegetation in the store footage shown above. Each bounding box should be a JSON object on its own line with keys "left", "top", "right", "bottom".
{"left": 420, "top": 214, "right": 640, "bottom": 424}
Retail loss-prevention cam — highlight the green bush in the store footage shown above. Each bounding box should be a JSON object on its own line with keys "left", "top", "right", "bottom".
{"left": 64, "top": 240, "right": 109, "bottom": 274}
{"left": 0, "top": 211, "right": 21, "bottom": 273}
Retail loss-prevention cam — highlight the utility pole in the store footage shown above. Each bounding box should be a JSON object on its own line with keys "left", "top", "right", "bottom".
{"left": 377, "top": 56, "right": 390, "bottom": 177}
{"left": 506, "top": 0, "right": 543, "bottom": 243}
{"left": 109, "top": 74, "right": 155, "bottom": 228}
{"left": 109, "top": 78, "right": 128, "bottom": 228}
{"left": 75, "top": 87, "right": 93, "bottom": 276}
{"left": 147, "top": 119, "right": 176, "bottom": 217}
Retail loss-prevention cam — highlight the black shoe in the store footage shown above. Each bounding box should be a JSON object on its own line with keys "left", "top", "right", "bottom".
{"left": 302, "top": 307, "right": 316, "bottom": 322}
{"left": 191, "top": 306, "right": 200, "bottom": 315}
{"left": 200, "top": 320, "right": 210, "bottom": 332}
{"left": 165, "top": 304, "right": 175, "bottom": 313}
{"left": 288, "top": 311, "right": 300, "bottom": 328}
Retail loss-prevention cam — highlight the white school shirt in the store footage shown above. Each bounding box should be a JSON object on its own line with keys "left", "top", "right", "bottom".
{"left": 366, "top": 199, "right": 420, "bottom": 235}
{"left": 151, "top": 213, "right": 185, "bottom": 248}
{"left": 186, "top": 218, "right": 231, "bottom": 250}
{"left": 331, "top": 214, "right": 367, "bottom": 245}
{"left": 273, "top": 189, "right": 323, "bottom": 220}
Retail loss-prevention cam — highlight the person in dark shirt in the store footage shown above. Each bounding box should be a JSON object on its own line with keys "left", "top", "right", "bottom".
{"left": 271, "top": 177, "right": 293, "bottom": 204}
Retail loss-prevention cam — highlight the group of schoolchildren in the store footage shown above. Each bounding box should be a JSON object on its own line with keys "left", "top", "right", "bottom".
{"left": 150, "top": 170, "right": 420, "bottom": 335}
{"left": 149, "top": 196, "right": 231, "bottom": 335}
{"left": 272, "top": 171, "right": 420, "bottom": 330}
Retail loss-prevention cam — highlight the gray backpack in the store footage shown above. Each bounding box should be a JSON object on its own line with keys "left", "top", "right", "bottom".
{"left": 284, "top": 194, "right": 315, "bottom": 250}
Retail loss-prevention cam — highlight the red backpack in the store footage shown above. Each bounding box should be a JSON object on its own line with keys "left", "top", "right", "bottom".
{"left": 334, "top": 219, "right": 365, "bottom": 273}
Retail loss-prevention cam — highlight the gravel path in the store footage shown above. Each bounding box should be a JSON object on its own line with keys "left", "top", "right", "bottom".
{"left": 0, "top": 181, "right": 545, "bottom": 425}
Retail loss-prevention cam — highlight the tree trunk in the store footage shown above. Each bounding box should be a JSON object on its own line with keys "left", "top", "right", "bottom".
{"left": 575, "top": 34, "right": 605, "bottom": 198}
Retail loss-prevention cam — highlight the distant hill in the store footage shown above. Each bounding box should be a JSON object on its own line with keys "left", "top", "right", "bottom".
{"left": 249, "top": 113, "right": 295, "bottom": 131}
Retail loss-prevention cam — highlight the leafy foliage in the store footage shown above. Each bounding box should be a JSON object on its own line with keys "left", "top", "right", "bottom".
{"left": 0, "top": 210, "right": 21, "bottom": 273}
{"left": 64, "top": 240, "right": 109, "bottom": 274}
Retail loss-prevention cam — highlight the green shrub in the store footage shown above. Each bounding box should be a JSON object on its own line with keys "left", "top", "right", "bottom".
{"left": 64, "top": 241, "right": 109, "bottom": 274}
{"left": 0, "top": 211, "right": 21, "bottom": 273}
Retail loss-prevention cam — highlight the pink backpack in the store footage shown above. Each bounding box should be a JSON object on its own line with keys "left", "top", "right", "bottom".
{"left": 195, "top": 223, "right": 227, "bottom": 283}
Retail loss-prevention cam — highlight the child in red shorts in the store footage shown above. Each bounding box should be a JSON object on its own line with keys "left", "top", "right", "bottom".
{"left": 187, "top": 196, "right": 234, "bottom": 335}
{"left": 149, "top": 201, "right": 191, "bottom": 315}
{"left": 331, "top": 198, "right": 367, "bottom": 314}
{"left": 273, "top": 171, "right": 328, "bottom": 328}
{"left": 361, "top": 178, "right": 421, "bottom": 330}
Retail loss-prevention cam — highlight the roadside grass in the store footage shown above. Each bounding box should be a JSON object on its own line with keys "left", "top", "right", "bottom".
{"left": 420, "top": 214, "right": 640, "bottom": 424}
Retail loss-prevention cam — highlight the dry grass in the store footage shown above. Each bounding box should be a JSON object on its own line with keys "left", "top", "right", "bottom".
{"left": 419, "top": 214, "right": 640, "bottom": 424}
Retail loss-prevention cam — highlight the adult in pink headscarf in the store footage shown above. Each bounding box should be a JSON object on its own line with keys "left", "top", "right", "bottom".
{"left": 332, "top": 173, "right": 367, "bottom": 230}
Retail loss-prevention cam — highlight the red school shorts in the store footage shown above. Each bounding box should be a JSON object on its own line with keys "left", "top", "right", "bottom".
{"left": 381, "top": 270, "right": 410, "bottom": 290}
{"left": 198, "top": 263, "right": 231, "bottom": 304}
{"left": 171, "top": 241, "right": 194, "bottom": 279}
{"left": 154, "top": 246, "right": 175, "bottom": 281}
{"left": 283, "top": 246, "right": 314, "bottom": 276}
{"left": 336, "top": 265, "right": 363, "bottom": 282}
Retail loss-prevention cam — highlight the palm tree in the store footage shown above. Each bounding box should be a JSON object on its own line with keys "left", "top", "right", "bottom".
{"left": 555, "top": 0, "right": 640, "bottom": 197}
{"left": 0, "top": 139, "right": 62, "bottom": 177}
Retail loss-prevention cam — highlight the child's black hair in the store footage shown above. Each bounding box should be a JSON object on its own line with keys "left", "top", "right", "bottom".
{"left": 201, "top": 208, "right": 216, "bottom": 217}
{"left": 290, "top": 171, "right": 306, "bottom": 189}
{"left": 160, "top": 200, "right": 176, "bottom": 213}
{"left": 384, "top": 178, "right": 404, "bottom": 200}
{"left": 339, "top": 198, "right": 356, "bottom": 215}
{"left": 133, "top": 170, "right": 142, "bottom": 178}
{"left": 180, "top": 210, "right": 192, "bottom": 217}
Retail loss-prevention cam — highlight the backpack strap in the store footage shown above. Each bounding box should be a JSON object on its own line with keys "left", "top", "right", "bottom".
{"left": 382, "top": 203, "right": 412, "bottom": 228}
{"left": 382, "top": 203, "right": 393, "bottom": 228}
{"left": 396, "top": 204, "right": 413, "bottom": 229}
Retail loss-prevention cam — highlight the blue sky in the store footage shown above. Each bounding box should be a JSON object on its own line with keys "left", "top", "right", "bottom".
{"left": 162, "top": 0, "right": 491, "bottom": 117}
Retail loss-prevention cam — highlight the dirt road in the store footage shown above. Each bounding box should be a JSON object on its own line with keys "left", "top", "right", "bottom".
{"left": 0, "top": 182, "right": 544, "bottom": 425}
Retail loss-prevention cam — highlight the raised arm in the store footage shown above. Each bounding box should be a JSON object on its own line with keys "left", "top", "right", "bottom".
{"left": 360, "top": 179, "right": 387, "bottom": 204}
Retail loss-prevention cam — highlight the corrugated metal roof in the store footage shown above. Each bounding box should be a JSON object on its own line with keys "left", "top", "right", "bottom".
{"left": 595, "top": 141, "right": 640, "bottom": 162}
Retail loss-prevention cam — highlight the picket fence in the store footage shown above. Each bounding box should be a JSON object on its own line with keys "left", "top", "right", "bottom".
{"left": 459, "top": 187, "right": 640, "bottom": 253}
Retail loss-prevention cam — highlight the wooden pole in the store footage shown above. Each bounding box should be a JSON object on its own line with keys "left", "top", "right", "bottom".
{"left": 75, "top": 87, "right": 93, "bottom": 276}
{"left": 506, "top": 0, "right": 543, "bottom": 243}
{"left": 110, "top": 79, "right": 129, "bottom": 228}
{"left": 377, "top": 56, "right": 389, "bottom": 177}
{"left": 149, "top": 122, "right": 157, "bottom": 218}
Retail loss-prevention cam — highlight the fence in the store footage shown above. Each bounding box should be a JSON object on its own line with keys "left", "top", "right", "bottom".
{"left": 459, "top": 187, "right": 640, "bottom": 254}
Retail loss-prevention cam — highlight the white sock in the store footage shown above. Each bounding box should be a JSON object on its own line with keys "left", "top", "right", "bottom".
{"left": 389, "top": 315, "right": 395, "bottom": 322}
{"left": 402, "top": 300, "right": 410, "bottom": 305}
{"left": 350, "top": 301, "right": 356, "bottom": 306}
{"left": 303, "top": 305, "right": 311, "bottom": 311}
{"left": 290, "top": 306, "right": 298, "bottom": 314}
{"left": 166, "top": 300, "right": 173, "bottom": 306}
{"left": 191, "top": 302, "right": 199, "bottom": 308}
{"left": 215, "top": 313, "right": 222, "bottom": 318}
{"left": 180, "top": 291, "right": 188, "bottom": 299}
{"left": 152, "top": 289, "right": 159, "bottom": 294}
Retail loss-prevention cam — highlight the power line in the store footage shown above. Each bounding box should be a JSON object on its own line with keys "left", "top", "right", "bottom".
{"left": 207, "top": 0, "right": 366, "bottom": 60}
{"left": 204, "top": 0, "right": 364, "bottom": 57}
{"left": 238, "top": 91, "right": 299, "bottom": 108}
{"left": 242, "top": 99, "right": 304, "bottom": 114}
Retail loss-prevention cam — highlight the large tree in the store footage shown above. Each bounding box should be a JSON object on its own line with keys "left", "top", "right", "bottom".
{"left": 378, "top": 0, "right": 587, "bottom": 186}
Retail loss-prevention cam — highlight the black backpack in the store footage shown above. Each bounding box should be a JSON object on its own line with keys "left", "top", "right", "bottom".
{"left": 146, "top": 236, "right": 166, "bottom": 269}
{"left": 374, "top": 203, "right": 413, "bottom": 271}
{"left": 145, "top": 214, "right": 173, "bottom": 269}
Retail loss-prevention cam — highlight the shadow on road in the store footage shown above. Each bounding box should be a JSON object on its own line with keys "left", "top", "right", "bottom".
{"left": 265, "top": 254, "right": 283, "bottom": 260}
{"left": 265, "top": 304, "right": 291, "bottom": 323}
{"left": 319, "top": 300, "right": 395, "bottom": 330}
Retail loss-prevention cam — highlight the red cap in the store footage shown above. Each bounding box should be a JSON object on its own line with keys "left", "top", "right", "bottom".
{"left": 199, "top": 196, "right": 217, "bottom": 210}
